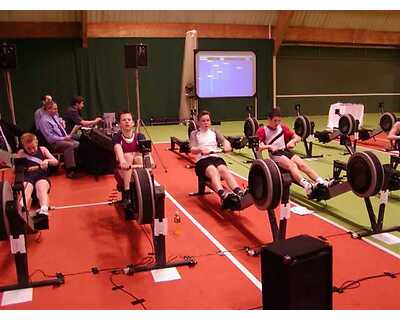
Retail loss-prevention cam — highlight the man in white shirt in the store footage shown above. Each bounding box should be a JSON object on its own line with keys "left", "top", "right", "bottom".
{"left": 189, "top": 110, "right": 244, "bottom": 207}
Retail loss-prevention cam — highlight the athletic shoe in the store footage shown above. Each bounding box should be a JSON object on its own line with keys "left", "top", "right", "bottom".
{"left": 37, "top": 207, "right": 49, "bottom": 216}
{"left": 235, "top": 189, "right": 246, "bottom": 198}
{"left": 304, "top": 182, "right": 314, "bottom": 197}
{"left": 309, "top": 183, "right": 330, "bottom": 201}
{"left": 222, "top": 192, "right": 241, "bottom": 210}
{"left": 320, "top": 179, "right": 335, "bottom": 188}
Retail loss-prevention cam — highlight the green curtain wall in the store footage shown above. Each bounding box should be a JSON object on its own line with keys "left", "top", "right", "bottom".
{"left": 1, "top": 39, "right": 398, "bottom": 130}
{"left": 0, "top": 39, "right": 79, "bottom": 130}
{"left": 0, "top": 37, "right": 273, "bottom": 130}
{"left": 276, "top": 46, "right": 400, "bottom": 116}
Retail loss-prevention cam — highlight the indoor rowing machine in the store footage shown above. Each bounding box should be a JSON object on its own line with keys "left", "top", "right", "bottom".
{"left": 346, "top": 151, "right": 400, "bottom": 238}
{"left": 0, "top": 157, "right": 64, "bottom": 292}
{"left": 248, "top": 158, "right": 292, "bottom": 242}
{"left": 314, "top": 109, "right": 359, "bottom": 155}
{"left": 292, "top": 104, "right": 322, "bottom": 159}
{"left": 189, "top": 150, "right": 293, "bottom": 242}
{"left": 115, "top": 139, "right": 197, "bottom": 272}
{"left": 225, "top": 106, "right": 261, "bottom": 162}
{"left": 358, "top": 102, "right": 397, "bottom": 150}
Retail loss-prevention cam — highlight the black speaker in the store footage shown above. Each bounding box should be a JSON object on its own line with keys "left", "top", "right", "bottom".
{"left": 261, "top": 234, "right": 332, "bottom": 310}
{"left": 0, "top": 43, "right": 17, "bottom": 69}
{"left": 124, "top": 44, "right": 148, "bottom": 68}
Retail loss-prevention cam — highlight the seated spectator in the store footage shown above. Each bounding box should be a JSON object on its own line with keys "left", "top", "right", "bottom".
{"left": 17, "top": 133, "right": 59, "bottom": 217}
{"left": 0, "top": 114, "right": 24, "bottom": 168}
{"left": 38, "top": 100, "right": 80, "bottom": 178}
{"left": 33, "top": 94, "right": 53, "bottom": 131}
{"left": 63, "top": 96, "right": 102, "bottom": 134}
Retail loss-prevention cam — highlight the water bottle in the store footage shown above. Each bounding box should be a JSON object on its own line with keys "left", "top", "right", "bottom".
{"left": 173, "top": 211, "right": 181, "bottom": 235}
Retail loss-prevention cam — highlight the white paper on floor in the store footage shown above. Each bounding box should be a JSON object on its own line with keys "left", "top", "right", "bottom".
{"left": 1, "top": 288, "right": 33, "bottom": 306}
{"left": 372, "top": 233, "right": 400, "bottom": 245}
{"left": 151, "top": 267, "right": 181, "bottom": 282}
{"left": 291, "top": 205, "right": 314, "bottom": 216}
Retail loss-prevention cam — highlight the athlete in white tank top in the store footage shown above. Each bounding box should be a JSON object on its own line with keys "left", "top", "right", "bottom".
{"left": 189, "top": 111, "right": 244, "bottom": 205}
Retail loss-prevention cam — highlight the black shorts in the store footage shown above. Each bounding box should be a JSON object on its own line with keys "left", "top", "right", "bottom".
{"left": 270, "top": 149, "right": 295, "bottom": 160}
{"left": 25, "top": 174, "right": 51, "bottom": 192}
{"left": 195, "top": 156, "right": 227, "bottom": 179}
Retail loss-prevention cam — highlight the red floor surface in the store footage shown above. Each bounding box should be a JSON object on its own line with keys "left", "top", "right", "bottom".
{"left": 0, "top": 144, "right": 399, "bottom": 309}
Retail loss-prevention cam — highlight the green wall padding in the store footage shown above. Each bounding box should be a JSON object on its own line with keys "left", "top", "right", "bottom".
{"left": 0, "top": 37, "right": 273, "bottom": 129}
{"left": 0, "top": 39, "right": 80, "bottom": 130}
{"left": 1, "top": 39, "right": 399, "bottom": 130}
{"left": 277, "top": 46, "right": 400, "bottom": 115}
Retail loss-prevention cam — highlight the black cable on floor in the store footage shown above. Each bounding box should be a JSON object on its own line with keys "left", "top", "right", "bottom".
{"left": 140, "top": 224, "right": 155, "bottom": 257}
{"left": 333, "top": 271, "right": 399, "bottom": 294}
{"left": 169, "top": 243, "right": 264, "bottom": 262}
{"left": 29, "top": 269, "right": 57, "bottom": 281}
{"left": 109, "top": 272, "right": 147, "bottom": 309}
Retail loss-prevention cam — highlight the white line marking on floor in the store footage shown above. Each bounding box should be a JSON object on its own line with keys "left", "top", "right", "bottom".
{"left": 160, "top": 183, "right": 262, "bottom": 291}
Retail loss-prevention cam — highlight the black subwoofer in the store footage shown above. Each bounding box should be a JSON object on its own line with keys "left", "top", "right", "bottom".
{"left": 261, "top": 234, "right": 332, "bottom": 310}
{"left": 0, "top": 43, "right": 17, "bottom": 69}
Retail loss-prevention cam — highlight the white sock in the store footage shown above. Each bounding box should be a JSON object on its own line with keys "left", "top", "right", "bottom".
{"left": 316, "top": 177, "right": 325, "bottom": 184}
{"left": 299, "top": 178, "right": 310, "bottom": 188}
{"left": 40, "top": 205, "right": 49, "bottom": 214}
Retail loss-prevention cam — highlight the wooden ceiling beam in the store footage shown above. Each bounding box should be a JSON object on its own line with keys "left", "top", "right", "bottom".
{"left": 87, "top": 23, "right": 270, "bottom": 39}
{"left": 284, "top": 26, "right": 400, "bottom": 47}
{"left": 273, "top": 11, "right": 294, "bottom": 55}
{"left": 0, "top": 21, "right": 400, "bottom": 48}
{"left": 0, "top": 22, "right": 81, "bottom": 38}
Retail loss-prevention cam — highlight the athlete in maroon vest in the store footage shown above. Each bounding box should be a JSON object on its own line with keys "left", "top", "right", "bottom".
{"left": 113, "top": 111, "right": 152, "bottom": 204}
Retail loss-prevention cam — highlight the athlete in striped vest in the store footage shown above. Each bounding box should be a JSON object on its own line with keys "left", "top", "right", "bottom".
{"left": 256, "top": 108, "right": 331, "bottom": 196}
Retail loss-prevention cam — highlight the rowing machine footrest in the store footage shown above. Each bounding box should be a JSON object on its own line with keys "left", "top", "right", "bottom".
{"left": 358, "top": 128, "right": 371, "bottom": 141}
{"left": 32, "top": 213, "right": 49, "bottom": 230}
{"left": 314, "top": 130, "right": 332, "bottom": 143}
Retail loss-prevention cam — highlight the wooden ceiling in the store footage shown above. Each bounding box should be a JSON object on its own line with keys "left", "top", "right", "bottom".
{"left": 0, "top": 10, "right": 399, "bottom": 50}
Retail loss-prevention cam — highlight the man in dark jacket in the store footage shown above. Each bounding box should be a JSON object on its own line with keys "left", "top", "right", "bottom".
{"left": 63, "top": 96, "right": 102, "bottom": 134}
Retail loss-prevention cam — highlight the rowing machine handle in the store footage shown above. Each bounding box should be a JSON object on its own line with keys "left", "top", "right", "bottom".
{"left": 378, "top": 102, "right": 384, "bottom": 114}
{"left": 204, "top": 148, "right": 224, "bottom": 155}
{"left": 294, "top": 104, "right": 301, "bottom": 115}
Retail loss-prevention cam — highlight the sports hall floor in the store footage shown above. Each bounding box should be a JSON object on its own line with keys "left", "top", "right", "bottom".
{"left": 0, "top": 113, "right": 399, "bottom": 310}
